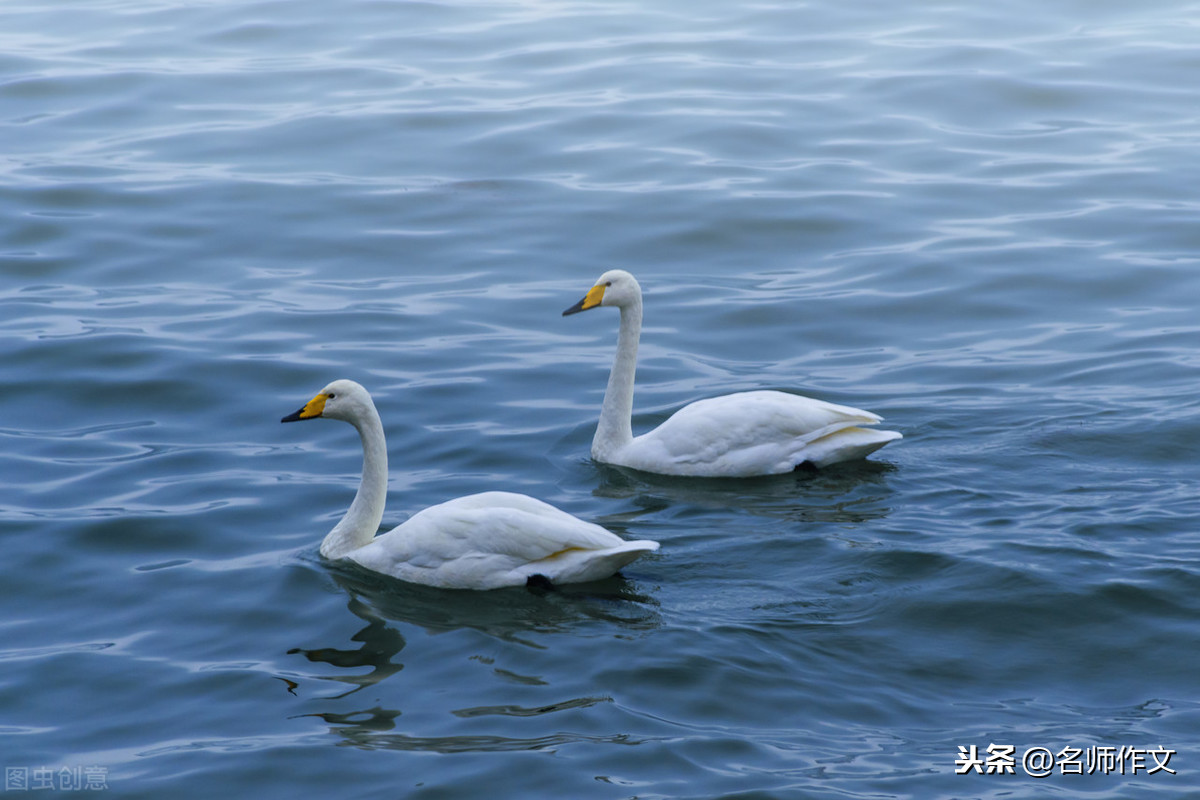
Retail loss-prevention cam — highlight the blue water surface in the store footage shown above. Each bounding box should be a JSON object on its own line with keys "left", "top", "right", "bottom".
{"left": 2, "top": 0, "right": 1199, "bottom": 797}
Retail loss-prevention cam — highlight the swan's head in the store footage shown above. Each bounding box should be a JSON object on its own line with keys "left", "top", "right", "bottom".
{"left": 281, "top": 379, "right": 376, "bottom": 425}
{"left": 562, "top": 269, "right": 641, "bottom": 315}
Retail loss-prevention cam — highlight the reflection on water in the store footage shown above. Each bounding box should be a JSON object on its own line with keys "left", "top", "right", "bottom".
{"left": 285, "top": 566, "right": 663, "bottom": 753}
{"left": 327, "top": 725, "right": 647, "bottom": 754}
{"left": 318, "top": 559, "right": 663, "bottom": 638}
{"left": 451, "top": 694, "right": 613, "bottom": 720}
{"left": 287, "top": 596, "right": 407, "bottom": 699}
{"left": 285, "top": 561, "right": 662, "bottom": 684}
{"left": 591, "top": 458, "right": 899, "bottom": 525}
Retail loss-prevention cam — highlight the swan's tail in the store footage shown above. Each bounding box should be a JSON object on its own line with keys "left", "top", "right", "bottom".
{"left": 801, "top": 427, "right": 902, "bottom": 468}
{"left": 528, "top": 540, "right": 660, "bottom": 585}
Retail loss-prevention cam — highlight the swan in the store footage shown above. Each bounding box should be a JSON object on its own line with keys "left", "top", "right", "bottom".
{"left": 281, "top": 379, "right": 659, "bottom": 589}
{"left": 563, "top": 270, "right": 901, "bottom": 476}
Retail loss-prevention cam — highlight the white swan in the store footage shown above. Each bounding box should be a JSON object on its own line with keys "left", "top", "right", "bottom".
{"left": 281, "top": 379, "right": 658, "bottom": 589}
{"left": 563, "top": 270, "right": 901, "bottom": 477}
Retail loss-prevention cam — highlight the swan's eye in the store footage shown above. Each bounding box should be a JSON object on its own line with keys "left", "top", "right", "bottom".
{"left": 327, "top": 393, "right": 336, "bottom": 399}
{"left": 605, "top": 281, "right": 612, "bottom": 287}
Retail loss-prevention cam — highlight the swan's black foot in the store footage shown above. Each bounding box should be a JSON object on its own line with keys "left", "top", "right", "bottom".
{"left": 525, "top": 574, "right": 556, "bottom": 594}
{"left": 793, "top": 460, "right": 819, "bottom": 473}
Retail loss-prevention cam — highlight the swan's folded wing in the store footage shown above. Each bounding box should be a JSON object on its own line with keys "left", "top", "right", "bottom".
{"left": 624, "top": 390, "right": 898, "bottom": 476}
{"left": 347, "top": 491, "right": 644, "bottom": 588}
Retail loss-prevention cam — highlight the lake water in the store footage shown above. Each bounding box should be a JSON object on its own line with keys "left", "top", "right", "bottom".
{"left": 2, "top": 0, "right": 1199, "bottom": 797}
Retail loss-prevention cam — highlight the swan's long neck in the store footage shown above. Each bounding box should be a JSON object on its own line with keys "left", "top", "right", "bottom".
{"left": 320, "top": 407, "right": 388, "bottom": 560}
{"left": 593, "top": 297, "right": 641, "bottom": 460}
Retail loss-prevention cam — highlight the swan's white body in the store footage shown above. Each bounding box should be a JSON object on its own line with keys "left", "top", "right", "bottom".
{"left": 564, "top": 270, "right": 901, "bottom": 477}
{"left": 282, "top": 380, "right": 658, "bottom": 589}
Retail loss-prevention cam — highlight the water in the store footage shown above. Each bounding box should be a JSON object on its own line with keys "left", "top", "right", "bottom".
{"left": 2, "top": 0, "right": 1199, "bottom": 797}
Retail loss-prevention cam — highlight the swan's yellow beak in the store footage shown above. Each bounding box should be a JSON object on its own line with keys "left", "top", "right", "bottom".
{"left": 281, "top": 392, "right": 328, "bottom": 423}
{"left": 562, "top": 283, "right": 606, "bottom": 316}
